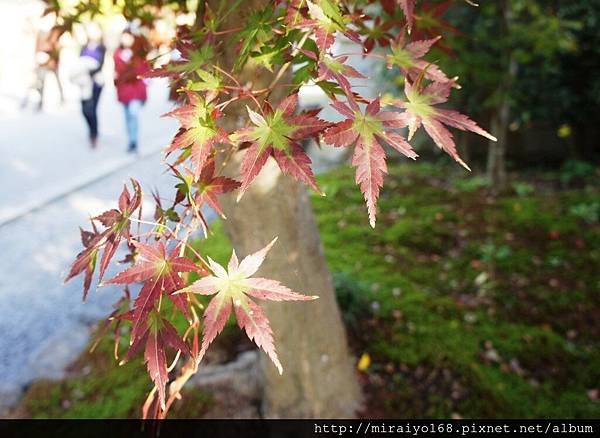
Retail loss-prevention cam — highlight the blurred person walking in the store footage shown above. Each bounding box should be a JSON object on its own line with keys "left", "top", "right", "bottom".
{"left": 22, "top": 13, "right": 64, "bottom": 111}
{"left": 113, "top": 28, "right": 149, "bottom": 153}
{"left": 70, "top": 24, "right": 106, "bottom": 148}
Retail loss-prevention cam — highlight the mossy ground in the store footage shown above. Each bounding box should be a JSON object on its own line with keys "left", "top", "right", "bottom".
{"left": 17, "top": 161, "right": 599, "bottom": 418}
{"left": 313, "top": 161, "right": 599, "bottom": 418}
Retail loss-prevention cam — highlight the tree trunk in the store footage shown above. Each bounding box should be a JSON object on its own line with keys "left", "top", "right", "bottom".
{"left": 219, "top": 159, "right": 361, "bottom": 418}
{"left": 456, "top": 131, "right": 470, "bottom": 166}
{"left": 487, "top": 107, "right": 508, "bottom": 191}
{"left": 208, "top": 0, "right": 361, "bottom": 418}
{"left": 486, "top": 0, "right": 517, "bottom": 192}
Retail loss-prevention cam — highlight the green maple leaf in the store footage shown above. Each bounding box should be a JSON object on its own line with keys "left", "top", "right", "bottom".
{"left": 236, "top": 8, "right": 274, "bottom": 69}
{"left": 167, "top": 45, "right": 214, "bottom": 75}
{"left": 187, "top": 69, "right": 222, "bottom": 93}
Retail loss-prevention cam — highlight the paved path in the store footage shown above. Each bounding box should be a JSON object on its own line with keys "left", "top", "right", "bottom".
{"left": 0, "top": 80, "right": 183, "bottom": 410}
{"left": 0, "top": 79, "right": 177, "bottom": 225}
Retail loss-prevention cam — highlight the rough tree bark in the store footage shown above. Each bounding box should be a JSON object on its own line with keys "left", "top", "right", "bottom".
{"left": 487, "top": 99, "right": 509, "bottom": 191}
{"left": 456, "top": 131, "right": 470, "bottom": 166}
{"left": 208, "top": 0, "right": 361, "bottom": 418}
{"left": 219, "top": 160, "right": 361, "bottom": 417}
{"left": 487, "top": 0, "right": 517, "bottom": 192}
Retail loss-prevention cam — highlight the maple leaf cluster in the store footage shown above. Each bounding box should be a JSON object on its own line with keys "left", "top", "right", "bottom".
{"left": 65, "top": 0, "right": 497, "bottom": 418}
{"left": 70, "top": 197, "right": 313, "bottom": 413}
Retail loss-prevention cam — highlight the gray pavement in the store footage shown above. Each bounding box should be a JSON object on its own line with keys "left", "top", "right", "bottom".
{"left": 0, "top": 80, "right": 177, "bottom": 225}
{"left": 0, "top": 80, "right": 182, "bottom": 410}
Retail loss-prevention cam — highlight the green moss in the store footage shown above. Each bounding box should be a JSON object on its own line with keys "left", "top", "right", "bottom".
{"left": 20, "top": 334, "right": 213, "bottom": 419}
{"left": 310, "top": 162, "right": 599, "bottom": 418}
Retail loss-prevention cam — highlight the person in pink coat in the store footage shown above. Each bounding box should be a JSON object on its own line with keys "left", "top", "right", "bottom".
{"left": 113, "top": 29, "right": 149, "bottom": 153}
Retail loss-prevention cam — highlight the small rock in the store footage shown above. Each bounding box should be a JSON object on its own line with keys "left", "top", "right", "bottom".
{"left": 509, "top": 358, "right": 525, "bottom": 376}
{"left": 482, "top": 348, "right": 501, "bottom": 363}
{"left": 189, "top": 350, "right": 261, "bottom": 402}
{"left": 474, "top": 272, "right": 488, "bottom": 286}
{"left": 464, "top": 313, "right": 477, "bottom": 324}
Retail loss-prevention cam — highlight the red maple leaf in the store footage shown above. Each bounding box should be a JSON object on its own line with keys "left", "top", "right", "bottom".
{"left": 195, "top": 159, "right": 241, "bottom": 219}
{"left": 299, "top": 0, "right": 360, "bottom": 53}
{"left": 362, "top": 15, "right": 395, "bottom": 53}
{"left": 177, "top": 237, "right": 317, "bottom": 372}
{"left": 168, "top": 164, "right": 211, "bottom": 235}
{"left": 126, "top": 311, "right": 191, "bottom": 410}
{"left": 65, "top": 180, "right": 143, "bottom": 296}
{"left": 411, "top": 0, "right": 460, "bottom": 54}
{"left": 105, "top": 241, "right": 199, "bottom": 341}
{"left": 323, "top": 97, "right": 418, "bottom": 227}
{"left": 387, "top": 32, "right": 454, "bottom": 85}
{"left": 233, "top": 93, "right": 330, "bottom": 200}
{"left": 164, "top": 92, "right": 229, "bottom": 180}
{"left": 285, "top": 0, "right": 308, "bottom": 27}
{"left": 98, "top": 181, "right": 143, "bottom": 279}
{"left": 318, "top": 55, "right": 365, "bottom": 97}
{"left": 396, "top": 80, "right": 497, "bottom": 170}
{"left": 399, "top": 0, "right": 416, "bottom": 31}
{"left": 65, "top": 224, "right": 102, "bottom": 300}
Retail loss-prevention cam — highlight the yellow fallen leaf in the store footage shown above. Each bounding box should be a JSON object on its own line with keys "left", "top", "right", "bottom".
{"left": 357, "top": 353, "right": 371, "bottom": 371}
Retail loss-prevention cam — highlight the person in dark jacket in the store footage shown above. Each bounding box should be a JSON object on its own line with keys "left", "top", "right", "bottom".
{"left": 113, "top": 29, "right": 150, "bottom": 153}
{"left": 72, "top": 25, "right": 105, "bottom": 148}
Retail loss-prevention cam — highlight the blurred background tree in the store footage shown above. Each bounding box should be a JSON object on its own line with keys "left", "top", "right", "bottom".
{"left": 443, "top": 0, "right": 577, "bottom": 191}
{"left": 449, "top": 0, "right": 577, "bottom": 191}
{"left": 383, "top": 0, "right": 598, "bottom": 190}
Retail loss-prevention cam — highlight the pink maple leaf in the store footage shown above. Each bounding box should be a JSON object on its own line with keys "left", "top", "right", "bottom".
{"left": 396, "top": 80, "right": 497, "bottom": 170}
{"left": 176, "top": 237, "right": 318, "bottom": 373}
{"left": 323, "top": 97, "right": 418, "bottom": 227}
